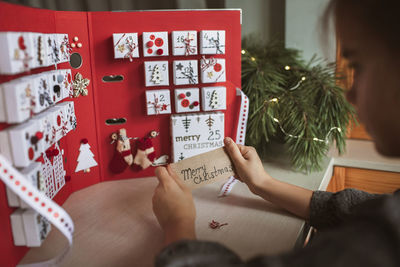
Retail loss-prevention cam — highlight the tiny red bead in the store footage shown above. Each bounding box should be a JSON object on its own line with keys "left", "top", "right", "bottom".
{"left": 156, "top": 49, "right": 163, "bottom": 55}
{"left": 146, "top": 41, "right": 154, "bottom": 47}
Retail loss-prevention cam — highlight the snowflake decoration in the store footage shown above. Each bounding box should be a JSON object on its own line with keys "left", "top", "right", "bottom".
{"left": 73, "top": 72, "right": 90, "bottom": 98}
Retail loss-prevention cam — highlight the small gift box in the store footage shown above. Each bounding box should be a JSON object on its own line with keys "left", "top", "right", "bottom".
{"left": 200, "top": 57, "right": 226, "bottom": 83}
{"left": 142, "top": 32, "right": 169, "bottom": 57}
{"left": 174, "top": 88, "right": 200, "bottom": 113}
{"left": 44, "top": 34, "right": 59, "bottom": 65}
{"left": 58, "top": 101, "right": 77, "bottom": 135}
{"left": 201, "top": 86, "right": 227, "bottom": 111}
{"left": 57, "top": 33, "right": 71, "bottom": 63}
{"left": 145, "top": 89, "right": 171, "bottom": 115}
{"left": 0, "top": 32, "right": 34, "bottom": 74}
{"left": 171, "top": 31, "right": 198, "bottom": 56}
{"left": 22, "top": 209, "right": 51, "bottom": 247}
{"left": 173, "top": 60, "right": 199, "bottom": 85}
{"left": 113, "top": 33, "right": 139, "bottom": 61}
{"left": 200, "top": 30, "right": 226, "bottom": 55}
{"left": 30, "top": 32, "right": 48, "bottom": 68}
{"left": 144, "top": 61, "right": 169, "bottom": 87}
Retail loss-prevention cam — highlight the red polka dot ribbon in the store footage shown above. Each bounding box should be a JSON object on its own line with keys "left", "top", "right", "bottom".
{"left": 0, "top": 154, "right": 73, "bottom": 266}
{"left": 219, "top": 88, "right": 249, "bottom": 198}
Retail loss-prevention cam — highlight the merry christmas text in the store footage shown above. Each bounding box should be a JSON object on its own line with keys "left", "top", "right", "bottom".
{"left": 181, "top": 164, "right": 234, "bottom": 185}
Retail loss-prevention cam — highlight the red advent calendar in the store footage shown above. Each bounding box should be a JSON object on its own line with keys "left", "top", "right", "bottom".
{"left": 0, "top": 2, "right": 242, "bottom": 266}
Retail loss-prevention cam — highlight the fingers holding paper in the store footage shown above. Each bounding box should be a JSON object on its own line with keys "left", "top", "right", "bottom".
{"left": 152, "top": 166, "right": 196, "bottom": 245}
{"left": 223, "top": 137, "right": 272, "bottom": 195}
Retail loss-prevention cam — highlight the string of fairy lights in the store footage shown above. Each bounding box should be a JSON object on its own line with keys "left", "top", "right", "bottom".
{"left": 241, "top": 49, "right": 342, "bottom": 144}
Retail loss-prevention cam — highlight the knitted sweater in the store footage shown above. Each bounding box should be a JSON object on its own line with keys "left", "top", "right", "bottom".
{"left": 155, "top": 188, "right": 400, "bottom": 267}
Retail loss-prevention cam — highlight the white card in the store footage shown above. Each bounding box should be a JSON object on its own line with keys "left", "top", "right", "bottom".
{"left": 48, "top": 104, "right": 66, "bottom": 143}
{"left": 146, "top": 89, "right": 171, "bottom": 115}
{"left": 58, "top": 101, "right": 77, "bottom": 134}
{"left": 59, "top": 69, "right": 73, "bottom": 99}
{"left": 44, "top": 34, "right": 59, "bottom": 65}
{"left": 144, "top": 61, "right": 169, "bottom": 87}
{"left": 200, "top": 57, "right": 226, "bottom": 83}
{"left": 200, "top": 30, "right": 226, "bottom": 55}
{"left": 174, "top": 88, "right": 200, "bottom": 113}
{"left": 143, "top": 32, "right": 169, "bottom": 57}
{"left": 10, "top": 209, "right": 26, "bottom": 246}
{"left": 201, "top": 86, "right": 227, "bottom": 111}
{"left": 0, "top": 32, "right": 33, "bottom": 74}
{"left": 113, "top": 33, "right": 139, "bottom": 60}
{"left": 171, "top": 31, "right": 198, "bottom": 56}
{"left": 20, "top": 73, "right": 51, "bottom": 114}
{"left": 32, "top": 109, "right": 56, "bottom": 150}
{"left": 47, "top": 70, "right": 66, "bottom": 104}
{"left": 171, "top": 112, "right": 225, "bottom": 162}
{"left": 173, "top": 60, "right": 198, "bottom": 85}
{"left": 22, "top": 209, "right": 51, "bottom": 247}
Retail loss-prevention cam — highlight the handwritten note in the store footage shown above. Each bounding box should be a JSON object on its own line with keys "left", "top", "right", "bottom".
{"left": 170, "top": 147, "right": 236, "bottom": 189}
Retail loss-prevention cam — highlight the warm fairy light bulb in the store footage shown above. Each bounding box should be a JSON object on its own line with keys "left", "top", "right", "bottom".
{"left": 284, "top": 65, "right": 291, "bottom": 70}
{"left": 241, "top": 50, "right": 246, "bottom": 54}
{"left": 338, "top": 128, "right": 342, "bottom": 132}
{"left": 251, "top": 57, "right": 256, "bottom": 61}
{"left": 270, "top": 98, "right": 278, "bottom": 102}
{"left": 301, "top": 76, "right": 306, "bottom": 81}
{"left": 273, "top": 118, "right": 279, "bottom": 123}
{"left": 313, "top": 137, "right": 319, "bottom": 141}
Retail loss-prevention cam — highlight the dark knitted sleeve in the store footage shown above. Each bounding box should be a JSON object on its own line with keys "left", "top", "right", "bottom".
{"left": 309, "top": 188, "right": 382, "bottom": 230}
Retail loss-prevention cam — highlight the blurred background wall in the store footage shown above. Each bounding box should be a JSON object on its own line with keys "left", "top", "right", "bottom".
{"left": 2, "top": 0, "right": 335, "bottom": 61}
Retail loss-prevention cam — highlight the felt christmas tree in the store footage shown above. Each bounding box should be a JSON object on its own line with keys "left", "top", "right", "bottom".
{"left": 75, "top": 139, "right": 98, "bottom": 173}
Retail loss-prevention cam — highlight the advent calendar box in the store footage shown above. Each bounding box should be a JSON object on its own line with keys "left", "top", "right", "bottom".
{"left": 0, "top": 32, "right": 33, "bottom": 74}
{"left": 21, "top": 209, "right": 51, "bottom": 247}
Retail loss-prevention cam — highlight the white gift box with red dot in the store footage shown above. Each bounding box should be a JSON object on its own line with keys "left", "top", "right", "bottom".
{"left": 200, "top": 57, "right": 226, "bottom": 83}
{"left": 48, "top": 104, "right": 66, "bottom": 143}
{"left": 170, "top": 112, "right": 225, "bottom": 162}
{"left": 144, "top": 61, "right": 169, "bottom": 87}
{"left": 32, "top": 109, "right": 56, "bottom": 150}
{"left": 59, "top": 69, "right": 73, "bottom": 99}
{"left": 201, "top": 86, "right": 227, "bottom": 111}
{"left": 145, "top": 89, "right": 171, "bottom": 115}
{"left": 174, "top": 88, "right": 200, "bottom": 113}
{"left": 0, "top": 119, "right": 44, "bottom": 168}
{"left": 171, "top": 31, "right": 198, "bottom": 56}
{"left": 57, "top": 33, "right": 70, "bottom": 63}
{"left": 0, "top": 32, "right": 34, "bottom": 75}
{"left": 142, "top": 32, "right": 169, "bottom": 57}
{"left": 22, "top": 209, "right": 51, "bottom": 247}
{"left": 113, "top": 33, "right": 139, "bottom": 59}
{"left": 58, "top": 101, "right": 77, "bottom": 134}
{"left": 29, "top": 32, "right": 48, "bottom": 68}
{"left": 0, "top": 78, "right": 35, "bottom": 123}
{"left": 173, "top": 60, "right": 199, "bottom": 85}
{"left": 200, "top": 30, "right": 226, "bottom": 55}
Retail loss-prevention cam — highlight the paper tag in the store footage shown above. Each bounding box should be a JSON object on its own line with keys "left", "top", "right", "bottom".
{"left": 170, "top": 147, "right": 235, "bottom": 189}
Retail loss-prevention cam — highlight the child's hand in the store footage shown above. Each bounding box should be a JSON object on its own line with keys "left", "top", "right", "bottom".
{"left": 224, "top": 137, "right": 271, "bottom": 195}
{"left": 152, "top": 165, "right": 196, "bottom": 245}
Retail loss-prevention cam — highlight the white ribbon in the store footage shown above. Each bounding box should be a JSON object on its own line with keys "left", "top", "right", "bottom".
{"left": 219, "top": 88, "right": 249, "bottom": 197}
{"left": 0, "top": 154, "right": 73, "bottom": 266}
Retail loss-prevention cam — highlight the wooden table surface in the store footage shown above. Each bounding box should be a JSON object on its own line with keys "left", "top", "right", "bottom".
{"left": 20, "top": 145, "right": 333, "bottom": 267}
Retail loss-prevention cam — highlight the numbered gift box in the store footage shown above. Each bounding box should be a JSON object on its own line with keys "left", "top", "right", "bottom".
{"left": 201, "top": 86, "right": 227, "bottom": 111}
{"left": 48, "top": 104, "right": 66, "bottom": 143}
{"left": 0, "top": 119, "right": 44, "bottom": 168}
{"left": 0, "top": 78, "right": 35, "bottom": 123}
{"left": 170, "top": 112, "right": 224, "bottom": 162}
{"left": 0, "top": 32, "right": 34, "bottom": 74}
{"left": 171, "top": 31, "right": 198, "bottom": 56}
{"left": 30, "top": 32, "right": 48, "bottom": 68}
{"left": 113, "top": 33, "right": 139, "bottom": 61}
{"left": 142, "top": 32, "right": 168, "bottom": 57}
{"left": 21, "top": 210, "right": 51, "bottom": 247}
{"left": 33, "top": 109, "right": 56, "bottom": 150}
{"left": 200, "top": 57, "right": 226, "bottom": 83}
{"left": 146, "top": 89, "right": 171, "bottom": 115}
{"left": 200, "top": 30, "right": 226, "bottom": 55}
{"left": 173, "top": 60, "right": 198, "bottom": 85}
{"left": 57, "top": 33, "right": 70, "bottom": 63}
{"left": 174, "top": 88, "right": 200, "bottom": 113}
{"left": 144, "top": 61, "right": 169, "bottom": 87}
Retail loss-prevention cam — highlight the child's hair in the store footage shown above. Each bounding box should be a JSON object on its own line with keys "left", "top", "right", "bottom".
{"left": 324, "top": 0, "right": 400, "bottom": 50}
